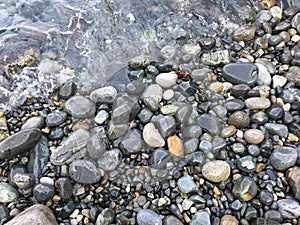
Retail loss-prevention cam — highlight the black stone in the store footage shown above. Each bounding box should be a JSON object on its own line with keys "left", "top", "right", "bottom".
{"left": 230, "top": 84, "right": 251, "bottom": 98}
{"left": 57, "top": 177, "right": 73, "bottom": 201}
{"left": 59, "top": 201, "right": 76, "bottom": 219}
{"left": 224, "top": 99, "right": 245, "bottom": 112}
{"left": 0, "top": 204, "right": 9, "bottom": 224}
{"left": 59, "top": 80, "right": 77, "bottom": 100}
{"left": 266, "top": 105, "right": 284, "bottom": 120}
{"left": 222, "top": 63, "right": 258, "bottom": 86}
{"left": 198, "top": 37, "right": 216, "bottom": 50}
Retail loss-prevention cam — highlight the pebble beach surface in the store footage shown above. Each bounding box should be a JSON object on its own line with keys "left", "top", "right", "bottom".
{"left": 1, "top": 0, "right": 300, "bottom": 225}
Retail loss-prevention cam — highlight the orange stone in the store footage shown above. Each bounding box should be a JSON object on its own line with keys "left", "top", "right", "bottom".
{"left": 220, "top": 215, "right": 239, "bottom": 225}
{"left": 168, "top": 135, "right": 184, "bottom": 156}
{"left": 221, "top": 125, "right": 237, "bottom": 138}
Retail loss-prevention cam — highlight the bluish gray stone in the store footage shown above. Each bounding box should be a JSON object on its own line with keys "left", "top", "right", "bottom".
{"left": 89, "top": 86, "right": 117, "bottom": 104}
{"left": 136, "top": 209, "right": 162, "bottom": 225}
{"left": 59, "top": 80, "right": 77, "bottom": 100}
{"left": 64, "top": 95, "right": 96, "bottom": 119}
{"left": 125, "top": 80, "right": 145, "bottom": 95}
{"left": 222, "top": 63, "right": 258, "bottom": 86}
{"left": 98, "top": 148, "right": 122, "bottom": 171}
{"left": 48, "top": 127, "right": 64, "bottom": 140}
{"left": 87, "top": 127, "right": 108, "bottom": 159}
{"left": 270, "top": 146, "right": 297, "bottom": 171}
{"left": 199, "top": 140, "right": 212, "bottom": 153}
{"left": 182, "top": 125, "right": 202, "bottom": 139}
{"left": 278, "top": 198, "right": 300, "bottom": 219}
{"left": 95, "top": 208, "right": 115, "bottom": 225}
{"left": 56, "top": 177, "right": 73, "bottom": 201}
{"left": 177, "top": 175, "right": 198, "bottom": 194}
{"left": 46, "top": 111, "right": 67, "bottom": 127}
{"left": 224, "top": 99, "right": 245, "bottom": 112}
{"left": 33, "top": 183, "right": 55, "bottom": 202}
{"left": 120, "top": 129, "right": 143, "bottom": 154}
{"left": 264, "top": 123, "right": 289, "bottom": 138}
{"left": 151, "top": 115, "right": 176, "bottom": 138}
{"left": 21, "top": 116, "right": 44, "bottom": 130}
{"left": 190, "top": 210, "right": 211, "bottom": 225}
{"left": 13, "top": 173, "right": 35, "bottom": 189}
{"left": 138, "top": 108, "right": 153, "bottom": 123}
{"left": 69, "top": 160, "right": 101, "bottom": 184}
{"left": 106, "top": 122, "right": 128, "bottom": 140}
{"left": 236, "top": 155, "right": 256, "bottom": 173}
{"left": 184, "top": 138, "right": 199, "bottom": 154}
{"left": 94, "top": 110, "right": 109, "bottom": 125}
{"left": 197, "top": 114, "right": 221, "bottom": 135}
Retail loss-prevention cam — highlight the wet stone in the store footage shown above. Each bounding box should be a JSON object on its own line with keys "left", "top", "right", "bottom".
{"left": 182, "top": 125, "right": 202, "bottom": 139}
{"left": 4, "top": 204, "right": 58, "bottom": 225}
{"left": 247, "top": 144, "right": 260, "bottom": 156}
{"left": 287, "top": 166, "right": 300, "bottom": 201}
{"left": 264, "top": 210, "right": 282, "bottom": 223}
{"left": 270, "top": 146, "right": 297, "bottom": 171}
{"left": 33, "top": 183, "right": 55, "bottom": 202}
{"left": 230, "top": 84, "right": 251, "bottom": 98}
{"left": 259, "top": 189, "right": 274, "bottom": 206}
{"left": 128, "top": 69, "right": 145, "bottom": 80}
{"left": 0, "top": 183, "right": 19, "bottom": 203}
{"left": 176, "top": 105, "right": 193, "bottom": 124}
{"left": 244, "top": 129, "right": 264, "bottom": 144}
{"left": 232, "top": 143, "right": 245, "bottom": 154}
{"left": 236, "top": 155, "right": 256, "bottom": 173}
{"left": 251, "top": 111, "right": 268, "bottom": 125}
{"left": 278, "top": 198, "right": 300, "bottom": 219}
{"left": 177, "top": 175, "right": 198, "bottom": 194}
{"left": 89, "top": 86, "right": 117, "bottom": 104}
{"left": 0, "top": 128, "right": 42, "bottom": 160}
{"left": 190, "top": 68, "right": 210, "bottom": 82}
{"left": 283, "top": 111, "right": 294, "bottom": 124}
{"left": 266, "top": 104, "right": 284, "bottom": 120}
{"left": 138, "top": 108, "right": 153, "bottom": 123}
{"left": 21, "top": 116, "right": 44, "bottom": 130}
{"left": 221, "top": 125, "right": 237, "bottom": 138}
{"left": 190, "top": 210, "right": 211, "bottom": 225}
{"left": 94, "top": 110, "right": 109, "bottom": 125}
{"left": 120, "top": 129, "right": 143, "bottom": 154}
{"left": 202, "top": 160, "right": 231, "bottom": 183}
{"left": 50, "top": 129, "right": 90, "bottom": 165}
{"left": 56, "top": 177, "right": 73, "bottom": 201}
{"left": 177, "top": 81, "right": 197, "bottom": 97}
{"left": 197, "top": 114, "right": 221, "bottom": 135}
{"left": 220, "top": 215, "right": 238, "bottom": 225}
{"left": 95, "top": 208, "right": 115, "bottom": 225}
{"left": 0, "top": 204, "right": 9, "bottom": 224}
{"left": 163, "top": 215, "right": 183, "bottom": 225}
{"left": 201, "top": 50, "right": 230, "bottom": 66}
{"left": 143, "top": 123, "right": 165, "bottom": 148}
{"left": 264, "top": 123, "right": 288, "bottom": 137}
{"left": 213, "top": 105, "right": 227, "bottom": 118}
{"left": 151, "top": 148, "right": 169, "bottom": 164}
{"left": 285, "top": 66, "right": 300, "bottom": 87}
{"left": 168, "top": 135, "right": 184, "bottom": 157}
{"left": 228, "top": 111, "right": 250, "bottom": 129}
{"left": 152, "top": 115, "right": 176, "bottom": 138}
{"left": 69, "top": 160, "right": 101, "bottom": 184}
{"left": 256, "top": 63, "right": 271, "bottom": 86}
{"left": 45, "top": 110, "right": 67, "bottom": 127}
{"left": 224, "top": 99, "right": 245, "bottom": 112}
{"left": 233, "top": 25, "right": 256, "bottom": 41}
{"left": 245, "top": 97, "right": 271, "bottom": 109}
{"left": 280, "top": 90, "right": 294, "bottom": 103}
{"left": 98, "top": 148, "right": 122, "bottom": 171}
{"left": 9, "top": 165, "right": 27, "bottom": 187}
{"left": 64, "top": 95, "right": 96, "bottom": 119}
{"left": 107, "top": 122, "right": 128, "bottom": 140}
{"left": 222, "top": 63, "right": 258, "bottom": 86}
{"left": 59, "top": 80, "right": 77, "bottom": 100}
{"left": 48, "top": 127, "right": 64, "bottom": 140}
{"left": 155, "top": 73, "right": 178, "bottom": 88}
{"left": 268, "top": 35, "right": 283, "bottom": 46}
{"left": 87, "top": 127, "right": 108, "bottom": 159}
{"left": 233, "top": 176, "right": 258, "bottom": 201}
{"left": 291, "top": 13, "right": 300, "bottom": 33}
{"left": 142, "top": 84, "right": 163, "bottom": 109}
{"left": 125, "top": 80, "right": 145, "bottom": 95}
{"left": 13, "top": 173, "right": 35, "bottom": 189}
{"left": 111, "top": 102, "right": 131, "bottom": 124}
{"left": 136, "top": 209, "right": 162, "bottom": 225}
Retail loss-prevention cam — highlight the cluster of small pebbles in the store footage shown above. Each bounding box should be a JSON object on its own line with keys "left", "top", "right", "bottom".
{"left": 1, "top": 1, "right": 300, "bottom": 225}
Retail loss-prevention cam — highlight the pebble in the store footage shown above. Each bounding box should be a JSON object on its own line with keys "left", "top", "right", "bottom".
{"left": 220, "top": 215, "right": 238, "bottom": 225}
{"left": 266, "top": 104, "right": 284, "bottom": 120}
{"left": 244, "top": 129, "right": 264, "bottom": 144}
{"left": 4, "top": 204, "right": 58, "bottom": 225}
{"left": 142, "top": 84, "right": 163, "bottom": 108}
{"left": 224, "top": 99, "right": 245, "bottom": 112}
{"left": 50, "top": 129, "right": 90, "bottom": 165}
{"left": 0, "top": 128, "right": 42, "bottom": 160}
{"left": 125, "top": 80, "right": 145, "bottom": 95}
{"left": 232, "top": 143, "right": 245, "bottom": 154}
{"left": 182, "top": 125, "right": 202, "bottom": 139}
{"left": 106, "top": 122, "right": 128, "bottom": 140}
{"left": 21, "top": 116, "right": 44, "bottom": 130}
{"left": 69, "top": 160, "right": 101, "bottom": 184}
{"left": 155, "top": 73, "right": 178, "bottom": 88}
{"left": 201, "top": 50, "right": 230, "bottom": 66}
{"left": 0, "top": 204, "right": 9, "bottom": 224}
{"left": 97, "top": 148, "right": 122, "bottom": 171}
{"left": 64, "top": 95, "right": 96, "bottom": 119}
{"left": 232, "top": 176, "right": 257, "bottom": 201}
{"left": 152, "top": 115, "right": 176, "bottom": 138}
{"left": 177, "top": 175, "right": 198, "bottom": 194}
{"left": 272, "top": 75, "right": 287, "bottom": 88}
{"left": 163, "top": 215, "right": 183, "bottom": 225}
{"left": 245, "top": 97, "right": 271, "bottom": 109}
{"left": 120, "top": 129, "right": 143, "bottom": 154}
{"left": 167, "top": 135, "right": 184, "bottom": 157}
{"left": 256, "top": 63, "right": 271, "bottom": 85}
{"left": 264, "top": 123, "right": 289, "bottom": 137}
{"left": 94, "top": 110, "right": 109, "bottom": 125}
{"left": 197, "top": 114, "right": 221, "bottom": 135}
{"left": 236, "top": 155, "right": 256, "bottom": 173}
{"left": 230, "top": 84, "right": 250, "bottom": 98}
{"left": 87, "top": 127, "right": 107, "bottom": 159}
{"left": 95, "top": 208, "right": 115, "bottom": 225}
{"left": 222, "top": 63, "right": 258, "bottom": 86}
{"left": 160, "top": 105, "right": 178, "bottom": 115}
{"left": 13, "top": 173, "right": 35, "bottom": 189}
{"left": 221, "top": 125, "right": 237, "bottom": 138}
{"left": 138, "top": 108, "right": 153, "bottom": 123}
{"left": 285, "top": 66, "right": 300, "bottom": 87}
{"left": 33, "top": 183, "right": 55, "bottom": 202}
{"left": 163, "top": 89, "right": 175, "bottom": 101}
{"left": 48, "top": 127, "right": 64, "bottom": 140}
{"left": 56, "top": 177, "right": 73, "bottom": 201}
{"left": 228, "top": 111, "right": 250, "bottom": 129}
{"left": 270, "top": 146, "right": 297, "bottom": 171}
{"left": 59, "top": 80, "right": 77, "bottom": 100}
{"left": 287, "top": 166, "right": 300, "bottom": 200}
{"left": 259, "top": 189, "right": 274, "bottom": 206}
{"left": 190, "top": 68, "right": 209, "bottom": 82}
{"left": 291, "top": 13, "right": 300, "bottom": 33}
{"left": 0, "top": 183, "right": 19, "bottom": 203}
{"left": 232, "top": 25, "right": 256, "bottom": 41}
{"left": 45, "top": 111, "right": 67, "bottom": 127}
{"left": 143, "top": 123, "right": 165, "bottom": 148}
{"left": 209, "top": 82, "right": 223, "bottom": 93}
{"left": 136, "top": 209, "right": 162, "bottom": 225}
{"left": 190, "top": 210, "right": 211, "bottom": 225}
{"left": 89, "top": 86, "right": 117, "bottom": 104}
{"left": 202, "top": 160, "right": 231, "bottom": 183}
{"left": 278, "top": 199, "right": 300, "bottom": 219}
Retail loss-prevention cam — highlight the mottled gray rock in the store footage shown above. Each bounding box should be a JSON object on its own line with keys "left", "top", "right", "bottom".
{"left": 120, "top": 129, "right": 143, "bottom": 154}
{"left": 98, "top": 148, "right": 122, "bottom": 171}
{"left": 233, "top": 176, "right": 257, "bottom": 201}
{"left": 182, "top": 125, "right": 202, "bottom": 139}
{"left": 21, "top": 116, "right": 44, "bottom": 130}
{"left": 222, "top": 63, "right": 258, "bottom": 86}
{"left": 151, "top": 115, "right": 176, "bottom": 138}
{"left": 64, "top": 95, "right": 96, "bottom": 119}
{"left": 236, "top": 155, "right": 256, "bottom": 173}
{"left": 197, "top": 114, "right": 221, "bottom": 135}
{"left": 59, "top": 80, "right": 77, "bottom": 100}
{"left": 245, "top": 97, "right": 271, "bottom": 109}
{"left": 106, "top": 122, "right": 128, "bottom": 140}
{"left": 136, "top": 209, "right": 162, "bottom": 225}
{"left": 56, "top": 177, "right": 73, "bottom": 201}
{"left": 94, "top": 110, "right": 109, "bottom": 125}
{"left": 125, "top": 80, "right": 145, "bottom": 95}
{"left": 0, "top": 183, "right": 18, "bottom": 203}
{"left": 176, "top": 104, "right": 193, "bottom": 124}
{"left": 89, "top": 86, "right": 117, "bottom": 104}
{"left": 87, "top": 127, "right": 108, "bottom": 159}
{"left": 45, "top": 111, "right": 67, "bottom": 127}
{"left": 278, "top": 198, "right": 300, "bottom": 219}
{"left": 50, "top": 129, "right": 90, "bottom": 165}
{"left": 13, "top": 173, "right": 35, "bottom": 189}
{"left": 4, "top": 204, "right": 58, "bottom": 225}
{"left": 270, "top": 146, "right": 297, "bottom": 171}
{"left": 111, "top": 102, "right": 131, "bottom": 124}
{"left": 224, "top": 99, "right": 245, "bottom": 112}
{"left": 33, "top": 183, "right": 55, "bottom": 202}
{"left": 69, "top": 160, "right": 101, "bottom": 184}
{"left": 264, "top": 123, "right": 289, "bottom": 137}
{"left": 190, "top": 68, "right": 210, "bottom": 82}
{"left": 142, "top": 84, "right": 163, "bottom": 110}
{"left": 228, "top": 111, "right": 250, "bottom": 129}
{"left": 0, "top": 128, "right": 42, "bottom": 160}
{"left": 256, "top": 63, "right": 271, "bottom": 85}
{"left": 95, "top": 208, "right": 115, "bottom": 225}
{"left": 202, "top": 50, "right": 230, "bottom": 66}
{"left": 138, "top": 108, "right": 153, "bottom": 123}
{"left": 177, "top": 175, "right": 198, "bottom": 193}
{"left": 190, "top": 210, "right": 211, "bottom": 225}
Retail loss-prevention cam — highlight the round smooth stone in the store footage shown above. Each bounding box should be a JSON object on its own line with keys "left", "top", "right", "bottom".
{"left": 45, "top": 111, "right": 67, "bottom": 128}
{"left": 155, "top": 73, "right": 178, "bottom": 88}
{"left": 244, "top": 129, "right": 264, "bottom": 144}
{"left": 236, "top": 156, "right": 256, "bottom": 173}
{"left": 21, "top": 116, "right": 44, "bottom": 130}
{"left": 266, "top": 104, "right": 284, "bottom": 120}
{"left": 190, "top": 210, "right": 211, "bottom": 225}
{"left": 33, "top": 183, "right": 55, "bottom": 202}
{"left": 89, "top": 86, "right": 117, "bottom": 104}
{"left": 245, "top": 97, "right": 271, "bottom": 109}
{"left": 233, "top": 25, "right": 256, "bottom": 41}
{"left": 278, "top": 199, "right": 300, "bottom": 219}
{"left": 64, "top": 95, "right": 96, "bottom": 119}
{"left": 233, "top": 176, "right": 258, "bottom": 201}
{"left": 163, "top": 215, "right": 183, "bottom": 225}
{"left": 224, "top": 99, "right": 245, "bottom": 112}
{"left": 163, "top": 89, "right": 175, "bottom": 101}
{"left": 69, "top": 160, "right": 101, "bottom": 184}
{"left": 136, "top": 209, "right": 162, "bottom": 225}
{"left": 228, "top": 111, "right": 250, "bottom": 129}
{"left": 177, "top": 175, "right": 198, "bottom": 194}
{"left": 222, "top": 63, "right": 258, "bottom": 85}
{"left": 202, "top": 160, "right": 231, "bottom": 183}
{"left": 270, "top": 146, "right": 297, "bottom": 171}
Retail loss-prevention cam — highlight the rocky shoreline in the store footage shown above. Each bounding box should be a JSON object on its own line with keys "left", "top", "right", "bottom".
{"left": 1, "top": 0, "right": 300, "bottom": 225}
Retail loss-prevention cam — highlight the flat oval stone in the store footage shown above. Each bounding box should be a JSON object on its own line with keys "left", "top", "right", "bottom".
{"left": 89, "top": 86, "right": 117, "bottom": 104}
{"left": 245, "top": 97, "right": 271, "bottom": 109}
{"left": 155, "top": 73, "right": 178, "bottom": 88}
{"left": 264, "top": 123, "right": 289, "bottom": 138}
{"left": 143, "top": 123, "right": 165, "bottom": 148}
{"left": 33, "top": 183, "right": 55, "bottom": 202}
{"left": 190, "top": 210, "right": 211, "bottom": 225}
{"left": 244, "top": 129, "right": 264, "bottom": 144}
{"left": 233, "top": 176, "right": 258, "bottom": 201}
{"left": 222, "top": 63, "right": 258, "bottom": 86}
{"left": 0, "top": 128, "right": 42, "bottom": 160}
{"left": 137, "top": 209, "right": 162, "bottom": 225}
{"left": 270, "top": 146, "right": 297, "bottom": 171}
{"left": 221, "top": 125, "right": 237, "bottom": 138}
{"left": 278, "top": 199, "right": 300, "bottom": 219}
{"left": 224, "top": 99, "right": 245, "bottom": 112}
{"left": 202, "top": 160, "right": 231, "bottom": 183}
{"left": 197, "top": 114, "right": 221, "bottom": 135}
{"left": 69, "top": 160, "right": 101, "bottom": 184}
{"left": 233, "top": 25, "right": 256, "bottom": 41}
{"left": 46, "top": 111, "right": 67, "bottom": 127}
{"left": 50, "top": 129, "right": 90, "bottom": 165}
{"left": 228, "top": 111, "right": 250, "bottom": 129}
{"left": 0, "top": 183, "right": 18, "bottom": 203}
{"left": 64, "top": 95, "right": 96, "bottom": 119}
{"left": 98, "top": 148, "right": 122, "bottom": 171}
{"left": 21, "top": 116, "right": 44, "bottom": 130}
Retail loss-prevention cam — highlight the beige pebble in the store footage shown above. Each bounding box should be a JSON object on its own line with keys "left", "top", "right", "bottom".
{"left": 221, "top": 125, "right": 237, "bottom": 138}
{"left": 288, "top": 133, "right": 299, "bottom": 142}
{"left": 220, "top": 215, "right": 239, "bottom": 225}
{"left": 209, "top": 82, "right": 224, "bottom": 93}
{"left": 168, "top": 135, "right": 184, "bottom": 157}
{"left": 244, "top": 129, "right": 264, "bottom": 144}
